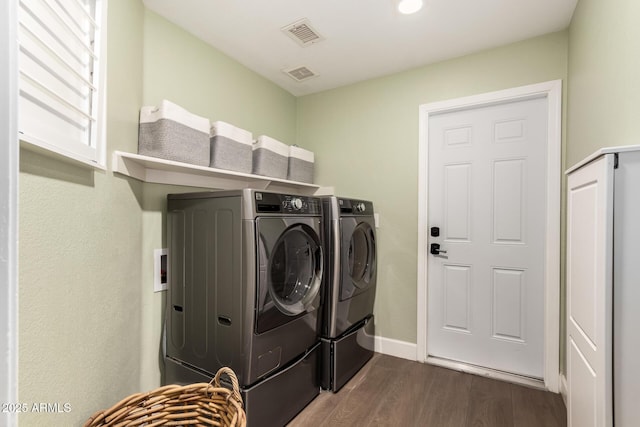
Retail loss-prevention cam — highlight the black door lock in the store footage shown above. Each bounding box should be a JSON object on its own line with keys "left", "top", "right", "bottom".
{"left": 430, "top": 243, "right": 447, "bottom": 255}
{"left": 430, "top": 227, "right": 440, "bottom": 237}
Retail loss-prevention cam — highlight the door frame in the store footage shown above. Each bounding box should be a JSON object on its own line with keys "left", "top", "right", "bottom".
{"left": 416, "top": 80, "right": 562, "bottom": 392}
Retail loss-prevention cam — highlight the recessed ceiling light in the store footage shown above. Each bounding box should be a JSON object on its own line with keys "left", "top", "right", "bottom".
{"left": 398, "top": 0, "right": 423, "bottom": 14}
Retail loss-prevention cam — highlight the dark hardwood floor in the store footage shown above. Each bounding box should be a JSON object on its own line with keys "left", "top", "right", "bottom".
{"left": 288, "top": 353, "right": 566, "bottom": 427}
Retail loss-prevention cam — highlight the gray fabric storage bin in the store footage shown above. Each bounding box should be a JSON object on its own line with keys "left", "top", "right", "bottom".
{"left": 252, "top": 135, "right": 289, "bottom": 179}
{"left": 287, "top": 145, "right": 314, "bottom": 183}
{"left": 138, "top": 100, "right": 209, "bottom": 167}
{"left": 209, "top": 121, "right": 253, "bottom": 173}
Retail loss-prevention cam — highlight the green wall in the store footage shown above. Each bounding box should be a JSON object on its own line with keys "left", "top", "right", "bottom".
{"left": 297, "top": 31, "right": 568, "bottom": 344}
{"left": 566, "top": 0, "right": 640, "bottom": 167}
{"left": 17, "top": 3, "right": 297, "bottom": 425}
{"left": 142, "top": 10, "right": 297, "bottom": 145}
{"left": 18, "top": 0, "right": 145, "bottom": 425}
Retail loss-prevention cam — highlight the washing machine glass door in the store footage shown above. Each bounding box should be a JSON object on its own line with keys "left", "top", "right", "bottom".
{"left": 256, "top": 218, "right": 323, "bottom": 333}
{"left": 341, "top": 218, "right": 376, "bottom": 300}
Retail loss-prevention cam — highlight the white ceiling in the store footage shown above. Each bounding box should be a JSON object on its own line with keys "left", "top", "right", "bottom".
{"left": 142, "top": 0, "right": 578, "bottom": 97}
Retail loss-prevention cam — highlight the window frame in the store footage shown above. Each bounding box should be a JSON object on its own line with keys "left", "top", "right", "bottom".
{"left": 18, "top": 0, "right": 108, "bottom": 169}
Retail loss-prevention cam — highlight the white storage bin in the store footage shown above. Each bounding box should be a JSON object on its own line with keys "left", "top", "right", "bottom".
{"left": 210, "top": 121, "right": 253, "bottom": 173}
{"left": 138, "top": 100, "right": 210, "bottom": 166}
{"left": 287, "top": 145, "right": 314, "bottom": 183}
{"left": 252, "top": 135, "right": 289, "bottom": 179}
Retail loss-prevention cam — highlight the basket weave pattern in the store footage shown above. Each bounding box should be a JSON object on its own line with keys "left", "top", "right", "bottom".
{"left": 84, "top": 367, "right": 246, "bottom": 427}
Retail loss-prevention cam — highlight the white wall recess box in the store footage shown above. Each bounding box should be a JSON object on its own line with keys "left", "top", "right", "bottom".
{"left": 154, "top": 248, "right": 168, "bottom": 292}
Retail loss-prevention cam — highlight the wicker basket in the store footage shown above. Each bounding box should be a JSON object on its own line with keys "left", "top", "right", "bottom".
{"left": 84, "top": 367, "right": 246, "bottom": 427}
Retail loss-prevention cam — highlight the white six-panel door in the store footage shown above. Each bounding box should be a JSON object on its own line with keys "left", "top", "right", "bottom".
{"left": 566, "top": 155, "right": 613, "bottom": 427}
{"left": 427, "top": 96, "right": 548, "bottom": 378}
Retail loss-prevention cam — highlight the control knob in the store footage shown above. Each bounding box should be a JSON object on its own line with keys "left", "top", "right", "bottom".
{"left": 291, "top": 197, "right": 303, "bottom": 210}
{"left": 355, "top": 202, "right": 366, "bottom": 213}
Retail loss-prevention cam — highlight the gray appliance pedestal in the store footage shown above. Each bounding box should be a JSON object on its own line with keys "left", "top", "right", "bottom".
{"left": 321, "top": 315, "right": 374, "bottom": 392}
{"left": 166, "top": 342, "right": 320, "bottom": 427}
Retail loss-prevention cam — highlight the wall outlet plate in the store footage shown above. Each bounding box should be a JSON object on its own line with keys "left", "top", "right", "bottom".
{"left": 154, "top": 248, "right": 168, "bottom": 292}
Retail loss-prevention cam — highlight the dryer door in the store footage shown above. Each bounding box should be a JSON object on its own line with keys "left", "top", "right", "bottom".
{"left": 340, "top": 217, "right": 377, "bottom": 300}
{"left": 256, "top": 218, "right": 323, "bottom": 334}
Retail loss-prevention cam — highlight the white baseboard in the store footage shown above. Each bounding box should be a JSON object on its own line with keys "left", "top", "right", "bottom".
{"left": 374, "top": 336, "right": 417, "bottom": 361}
{"left": 559, "top": 373, "right": 567, "bottom": 404}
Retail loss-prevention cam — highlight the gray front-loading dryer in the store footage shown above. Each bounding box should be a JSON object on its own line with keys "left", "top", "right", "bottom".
{"left": 321, "top": 196, "right": 377, "bottom": 392}
{"left": 164, "top": 189, "right": 323, "bottom": 427}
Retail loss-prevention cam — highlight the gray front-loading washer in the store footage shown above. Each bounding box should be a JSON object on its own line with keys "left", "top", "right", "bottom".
{"left": 164, "top": 189, "right": 324, "bottom": 426}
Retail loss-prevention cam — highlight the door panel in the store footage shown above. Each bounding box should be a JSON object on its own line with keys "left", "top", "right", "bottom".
{"left": 427, "top": 96, "right": 547, "bottom": 378}
{"left": 442, "top": 264, "right": 471, "bottom": 332}
{"left": 444, "top": 164, "right": 471, "bottom": 241}
{"left": 568, "top": 182, "right": 599, "bottom": 345}
{"left": 568, "top": 337, "right": 597, "bottom": 427}
{"left": 493, "top": 159, "right": 525, "bottom": 243}
{"left": 492, "top": 268, "right": 525, "bottom": 341}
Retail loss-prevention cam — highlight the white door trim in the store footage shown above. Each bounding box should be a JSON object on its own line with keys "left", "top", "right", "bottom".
{"left": 1, "top": 0, "right": 19, "bottom": 424}
{"left": 417, "top": 80, "right": 562, "bottom": 392}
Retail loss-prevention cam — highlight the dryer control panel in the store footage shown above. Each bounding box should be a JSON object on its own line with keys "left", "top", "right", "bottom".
{"left": 338, "top": 198, "right": 374, "bottom": 216}
{"left": 255, "top": 192, "right": 321, "bottom": 215}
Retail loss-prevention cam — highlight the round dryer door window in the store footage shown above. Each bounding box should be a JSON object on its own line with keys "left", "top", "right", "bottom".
{"left": 269, "top": 224, "right": 323, "bottom": 316}
{"left": 349, "top": 222, "right": 376, "bottom": 289}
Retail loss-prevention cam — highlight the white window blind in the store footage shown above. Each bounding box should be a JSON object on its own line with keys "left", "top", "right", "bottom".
{"left": 18, "top": 0, "right": 107, "bottom": 166}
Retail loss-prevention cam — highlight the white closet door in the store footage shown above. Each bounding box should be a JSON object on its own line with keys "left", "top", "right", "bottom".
{"left": 566, "top": 154, "right": 614, "bottom": 427}
{"left": 613, "top": 150, "right": 640, "bottom": 427}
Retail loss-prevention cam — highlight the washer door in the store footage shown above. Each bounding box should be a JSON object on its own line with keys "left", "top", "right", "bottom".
{"left": 256, "top": 218, "right": 323, "bottom": 333}
{"left": 341, "top": 218, "right": 376, "bottom": 300}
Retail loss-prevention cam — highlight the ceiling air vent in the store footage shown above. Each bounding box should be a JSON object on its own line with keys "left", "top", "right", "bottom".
{"left": 281, "top": 18, "right": 324, "bottom": 47}
{"left": 283, "top": 66, "right": 318, "bottom": 82}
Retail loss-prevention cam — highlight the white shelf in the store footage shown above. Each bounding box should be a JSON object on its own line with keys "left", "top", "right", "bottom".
{"left": 112, "top": 151, "right": 333, "bottom": 195}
